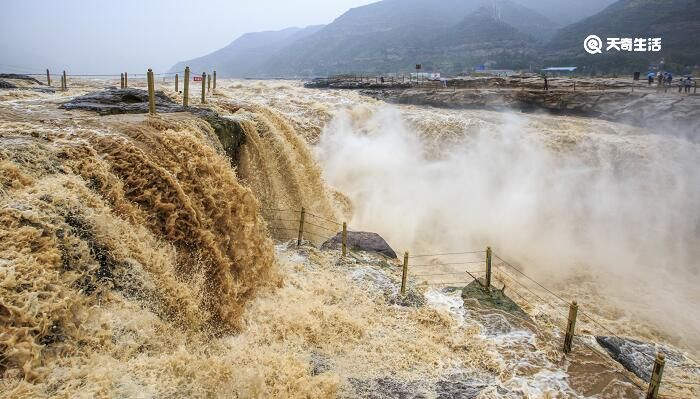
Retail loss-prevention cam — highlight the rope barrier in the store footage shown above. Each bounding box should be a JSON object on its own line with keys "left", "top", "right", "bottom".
{"left": 267, "top": 226, "right": 297, "bottom": 232}
{"left": 409, "top": 250, "right": 485, "bottom": 258}
{"left": 304, "top": 211, "right": 341, "bottom": 225}
{"left": 411, "top": 260, "right": 484, "bottom": 268}
{"left": 6, "top": 71, "right": 184, "bottom": 78}
{"left": 413, "top": 272, "right": 471, "bottom": 277}
{"left": 268, "top": 218, "right": 300, "bottom": 224}
{"left": 493, "top": 252, "right": 675, "bottom": 370}
{"left": 493, "top": 253, "right": 569, "bottom": 305}
{"left": 577, "top": 339, "right": 648, "bottom": 391}
{"left": 666, "top": 380, "right": 700, "bottom": 386}
{"left": 425, "top": 280, "right": 479, "bottom": 286}
{"left": 493, "top": 269, "right": 571, "bottom": 321}
{"left": 261, "top": 207, "right": 340, "bottom": 226}
{"left": 304, "top": 220, "right": 338, "bottom": 232}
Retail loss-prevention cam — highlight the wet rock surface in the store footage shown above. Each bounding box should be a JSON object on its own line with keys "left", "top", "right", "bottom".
{"left": 0, "top": 80, "right": 17, "bottom": 89}
{"left": 308, "top": 76, "right": 700, "bottom": 133}
{"left": 0, "top": 73, "right": 44, "bottom": 85}
{"left": 347, "top": 377, "right": 429, "bottom": 399}
{"left": 461, "top": 280, "right": 530, "bottom": 321}
{"left": 595, "top": 336, "right": 688, "bottom": 381}
{"left": 386, "top": 287, "right": 425, "bottom": 308}
{"left": 347, "top": 373, "right": 499, "bottom": 399}
{"left": 310, "top": 352, "right": 334, "bottom": 376}
{"left": 434, "top": 373, "right": 501, "bottom": 399}
{"left": 59, "top": 88, "right": 246, "bottom": 161}
{"left": 60, "top": 88, "right": 185, "bottom": 114}
{"left": 305, "top": 79, "right": 412, "bottom": 90}
{"left": 0, "top": 73, "right": 55, "bottom": 92}
{"left": 322, "top": 231, "right": 398, "bottom": 259}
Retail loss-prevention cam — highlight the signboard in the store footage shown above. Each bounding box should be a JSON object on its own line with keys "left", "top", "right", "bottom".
{"left": 193, "top": 76, "right": 202, "bottom": 82}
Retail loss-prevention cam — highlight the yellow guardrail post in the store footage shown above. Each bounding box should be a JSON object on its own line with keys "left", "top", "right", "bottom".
{"left": 563, "top": 300, "right": 578, "bottom": 354}
{"left": 401, "top": 252, "right": 409, "bottom": 296}
{"left": 646, "top": 353, "right": 665, "bottom": 399}
{"left": 201, "top": 72, "right": 206, "bottom": 104}
{"left": 297, "top": 207, "right": 305, "bottom": 247}
{"left": 183, "top": 66, "right": 190, "bottom": 107}
{"left": 147, "top": 69, "right": 156, "bottom": 115}
{"left": 342, "top": 222, "right": 347, "bottom": 257}
{"left": 485, "top": 247, "right": 492, "bottom": 290}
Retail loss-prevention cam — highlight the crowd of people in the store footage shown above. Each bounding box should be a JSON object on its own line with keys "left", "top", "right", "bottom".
{"left": 647, "top": 71, "right": 695, "bottom": 93}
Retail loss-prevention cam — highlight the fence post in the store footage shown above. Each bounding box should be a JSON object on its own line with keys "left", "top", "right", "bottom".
{"left": 183, "top": 67, "right": 190, "bottom": 107}
{"left": 46, "top": 69, "right": 51, "bottom": 86}
{"left": 563, "top": 300, "right": 578, "bottom": 354}
{"left": 120, "top": 73, "right": 124, "bottom": 89}
{"left": 201, "top": 72, "right": 206, "bottom": 104}
{"left": 207, "top": 73, "right": 211, "bottom": 92}
{"left": 695, "top": 81, "right": 697, "bottom": 95}
{"left": 124, "top": 72, "right": 128, "bottom": 88}
{"left": 485, "top": 247, "right": 492, "bottom": 290}
{"left": 342, "top": 222, "right": 347, "bottom": 257}
{"left": 62, "top": 70, "right": 67, "bottom": 90}
{"left": 573, "top": 81, "right": 576, "bottom": 92}
{"left": 147, "top": 69, "right": 156, "bottom": 115}
{"left": 646, "top": 352, "right": 665, "bottom": 399}
{"left": 213, "top": 70, "right": 216, "bottom": 90}
{"left": 401, "top": 252, "right": 409, "bottom": 296}
{"left": 297, "top": 207, "right": 305, "bottom": 247}
{"left": 175, "top": 73, "right": 178, "bottom": 92}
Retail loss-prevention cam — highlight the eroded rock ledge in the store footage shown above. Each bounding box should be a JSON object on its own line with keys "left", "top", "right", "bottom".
{"left": 60, "top": 88, "right": 246, "bottom": 162}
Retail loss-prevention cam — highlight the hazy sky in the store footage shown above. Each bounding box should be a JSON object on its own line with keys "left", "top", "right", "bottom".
{"left": 0, "top": 0, "right": 375, "bottom": 74}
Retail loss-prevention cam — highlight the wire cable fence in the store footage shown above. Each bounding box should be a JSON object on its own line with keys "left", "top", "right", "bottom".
{"left": 490, "top": 251, "right": 700, "bottom": 396}
{"left": 260, "top": 207, "right": 343, "bottom": 248}
{"left": 405, "top": 250, "right": 486, "bottom": 288}
{"left": 398, "top": 245, "right": 698, "bottom": 397}
{"left": 1, "top": 67, "right": 215, "bottom": 105}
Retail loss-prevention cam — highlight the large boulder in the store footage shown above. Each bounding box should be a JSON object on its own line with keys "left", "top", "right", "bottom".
{"left": 321, "top": 231, "right": 397, "bottom": 259}
{"left": 0, "top": 74, "right": 54, "bottom": 92}
{"left": 59, "top": 88, "right": 247, "bottom": 162}
{"left": 60, "top": 87, "right": 185, "bottom": 115}
{"left": 0, "top": 73, "right": 44, "bottom": 86}
{"left": 595, "top": 336, "right": 688, "bottom": 381}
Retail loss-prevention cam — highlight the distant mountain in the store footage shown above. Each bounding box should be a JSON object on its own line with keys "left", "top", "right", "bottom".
{"left": 169, "top": 25, "right": 324, "bottom": 77}
{"left": 251, "top": 0, "right": 555, "bottom": 76}
{"left": 169, "top": 0, "right": 694, "bottom": 77}
{"left": 516, "top": 0, "right": 617, "bottom": 25}
{"left": 545, "top": 0, "right": 700, "bottom": 73}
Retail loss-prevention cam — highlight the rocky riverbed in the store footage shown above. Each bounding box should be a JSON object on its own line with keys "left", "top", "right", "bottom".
{"left": 305, "top": 76, "right": 700, "bottom": 134}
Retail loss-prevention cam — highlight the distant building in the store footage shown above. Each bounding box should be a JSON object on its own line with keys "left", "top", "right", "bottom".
{"left": 541, "top": 67, "right": 577, "bottom": 76}
{"left": 410, "top": 72, "right": 441, "bottom": 80}
{"left": 475, "top": 69, "right": 516, "bottom": 77}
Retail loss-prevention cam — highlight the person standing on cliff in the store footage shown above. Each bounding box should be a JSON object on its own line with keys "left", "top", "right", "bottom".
{"left": 685, "top": 77, "right": 693, "bottom": 94}
{"left": 543, "top": 74, "right": 549, "bottom": 91}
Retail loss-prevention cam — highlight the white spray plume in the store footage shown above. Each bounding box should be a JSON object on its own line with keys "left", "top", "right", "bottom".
{"left": 317, "top": 105, "right": 700, "bottom": 350}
